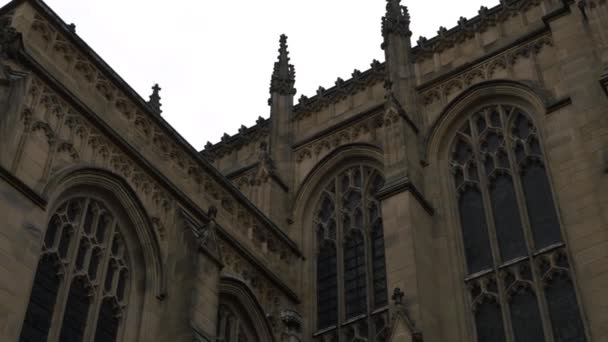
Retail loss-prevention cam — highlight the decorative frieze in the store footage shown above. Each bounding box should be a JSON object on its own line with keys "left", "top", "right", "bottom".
{"left": 420, "top": 34, "right": 553, "bottom": 106}
{"left": 295, "top": 111, "right": 383, "bottom": 163}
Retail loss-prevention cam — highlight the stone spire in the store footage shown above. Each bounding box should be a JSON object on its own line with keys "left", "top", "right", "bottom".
{"left": 269, "top": 34, "right": 296, "bottom": 96}
{"left": 148, "top": 83, "right": 162, "bottom": 114}
{"left": 381, "top": 0, "right": 412, "bottom": 48}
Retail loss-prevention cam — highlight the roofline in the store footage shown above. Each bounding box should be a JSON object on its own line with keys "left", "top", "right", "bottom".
{"left": 3, "top": 0, "right": 302, "bottom": 256}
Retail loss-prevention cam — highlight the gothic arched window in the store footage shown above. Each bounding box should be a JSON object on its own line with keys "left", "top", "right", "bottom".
{"left": 450, "top": 105, "right": 587, "bottom": 342}
{"left": 314, "top": 166, "right": 389, "bottom": 342}
{"left": 19, "top": 197, "right": 131, "bottom": 342}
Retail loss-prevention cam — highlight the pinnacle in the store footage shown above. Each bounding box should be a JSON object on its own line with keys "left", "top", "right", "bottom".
{"left": 270, "top": 34, "right": 296, "bottom": 96}
{"left": 148, "top": 83, "right": 162, "bottom": 114}
{"left": 382, "top": 0, "right": 411, "bottom": 41}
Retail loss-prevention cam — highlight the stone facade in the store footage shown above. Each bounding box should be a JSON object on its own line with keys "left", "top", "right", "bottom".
{"left": 0, "top": 0, "right": 606, "bottom": 341}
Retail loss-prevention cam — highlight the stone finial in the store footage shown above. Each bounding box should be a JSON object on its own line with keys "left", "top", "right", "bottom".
{"left": 148, "top": 83, "right": 162, "bottom": 114}
{"left": 382, "top": 0, "right": 411, "bottom": 44}
{"left": 68, "top": 23, "right": 76, "bottom": 33}
{"left": 269, "top": 34, "right": 296, "bottom": 96}
{"left": 392, "top": 287, "right": 405, "bottom": 306}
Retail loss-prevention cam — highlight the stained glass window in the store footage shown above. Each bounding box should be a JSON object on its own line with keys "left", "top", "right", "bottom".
{"left": 314, "top": 167, "right": 387, "bottom": 341}
{"left": 19, "top": 197, "right": 131, "bottom": 342}
{"left": 450, "top": 105, "right": 587, "bottom": 342}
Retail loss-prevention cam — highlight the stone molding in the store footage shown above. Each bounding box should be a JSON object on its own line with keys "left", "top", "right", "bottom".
{"left": 2, "top": 3, "right": 303, "bottom": 269}
{"left": 420, "top": 33, "right": 554, "bottom": 106}
{"left": 376, "top": 177, "right": 435, "bottom": 216}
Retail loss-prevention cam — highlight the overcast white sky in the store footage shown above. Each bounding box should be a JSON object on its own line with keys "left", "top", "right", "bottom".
{"left": 4, "top": 0, "right": 499, "bottom": 150}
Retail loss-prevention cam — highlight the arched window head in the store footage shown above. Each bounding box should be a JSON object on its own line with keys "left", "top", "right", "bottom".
{"left": 314, "top": 166, "right": 389, "bottom": 342}
{"left": 450, "top": 104, "right": 587, "bottom": 342}
{"left": 20, "top": 197, "right": 132, "bottom": 342}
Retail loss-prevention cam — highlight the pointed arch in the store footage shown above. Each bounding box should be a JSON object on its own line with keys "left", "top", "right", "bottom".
{"left": 217, "top": 276, "right": 276, "bottom": 342}
{"left": 41, "top": 166, "right": 166, "bottom": 299}
{"left": 426, "top": 82, "right": 587, "bottom": 342}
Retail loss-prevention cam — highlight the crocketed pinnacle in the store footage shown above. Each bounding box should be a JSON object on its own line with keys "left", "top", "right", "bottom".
{"left": 148, "top": 83, "right": 162, "bottom": 114}
{"left": 269, "top": 34, "right": 296, "bottom": 96}
{"left": 382, "top": 0, "right": 412, "bottom": 41}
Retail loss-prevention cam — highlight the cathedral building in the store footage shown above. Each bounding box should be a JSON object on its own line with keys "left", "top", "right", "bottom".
{"left": 0, "top": 0, "right": 607, "bottom": 341}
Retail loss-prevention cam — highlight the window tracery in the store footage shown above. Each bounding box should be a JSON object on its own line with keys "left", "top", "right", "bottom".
{"left": 19, "top": 197, "right": 131, "bottom": 342}
{"left": 314, "top": 166, "right": 389, "bottom": 342}
{"left": 450, "top": 104, "right": 587, "bottom": 342}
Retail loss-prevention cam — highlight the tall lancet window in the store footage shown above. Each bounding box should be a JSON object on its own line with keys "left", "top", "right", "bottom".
{"left": 19, "top": 197, "right": 131, "bottom": 342}
{"left": 314, "top": 166, "right": 389, "bottom": 342}
{"left": 450, "top": 105, "right": 587, "bottom": 342}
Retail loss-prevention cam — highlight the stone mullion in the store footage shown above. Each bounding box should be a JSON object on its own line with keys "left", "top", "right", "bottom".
{"left": 335, "top": 176, "right": 345, "bottom": 342}
{"left": 469, "top": 117, "right": 515, "bottom": 342}
{"left": 502, "top": 106, "right": 555, "bottom": 342}
{"left": 83, "top": 219, "right": 118, "bottom": 342}
{"left": 361, "top": 168, "right": 374, "bottom": 341}
{"left": 47, "top": 198, "right": 91, "bottom": 342}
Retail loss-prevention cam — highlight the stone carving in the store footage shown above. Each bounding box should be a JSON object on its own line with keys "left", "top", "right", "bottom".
{"left": 420, "top": 34, "right": 553, "bottom": 106}
{"left": 148, "top": 83, "right": 162, "bottom": 114}
{"left": 270, "top": 34, "right": 296, "bottom": 96}
{"left": 382, "top": 0, "right": 412, "bottom": 43}
{"left": 390, "top": 288, "right": 423, "bottom": 342}
{"left": 0, "top": 15, "right": 21, "bottom": 59}
{"left": 281, "top": 308, "right": 303, "bottom": 342}
{"left": 295, "top": 111, "right": 382, "bottom": 163}
{"left": 18, "top": 13, "right": 300, "bottom": 273}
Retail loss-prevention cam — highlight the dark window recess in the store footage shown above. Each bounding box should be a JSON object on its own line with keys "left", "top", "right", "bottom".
{"left": 371, "top": 221, "right": 388, "bottom": 309}
{"left": 521, "top": 163, "right": 562, "bottom": 249}
{"left": 19, "top": 255, "right": 61, "bottom": 342}
{"left": 509, "top": 288, "right": 545, "bottom": 342}
{"left": 474, "top": 301, "right": 507, "bottom": 342}
{"left": 459, "top": 188, "right": 493, "bottom": 274}
{"left": 489, "top": 175, "right": 527, "bottom": 262}
{"left": 94, "top": 298, "right": 120, "bottom": 342}
{"left": 546, "top": 275, "right": 587, "bottom": 342}
{"left": 59, "top": 278, "right": 91, "bottom": 342}
{"left": 317, "top": 244, "right": 338, "bottom": 329}
{"left": 344, "top": 233, "right": 367, "bottom": 318}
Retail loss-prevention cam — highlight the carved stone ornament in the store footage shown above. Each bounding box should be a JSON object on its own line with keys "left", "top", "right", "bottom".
{"left": 382, "top": 0, "right": 412, "bottom": 41}
{"left": 147, "top": 83, "right": 162, "bottom": 114}
{"left": 0, "top": 16, "right": 22, "bottom": 59}
{"left": 180, "top": 207, "right": 222, "bottom": 265}
{"left": 281, "top": 308, "right": 303, "bottom": 341}
{"left": 270, "top": 34, "right": 296, "bottom": 96}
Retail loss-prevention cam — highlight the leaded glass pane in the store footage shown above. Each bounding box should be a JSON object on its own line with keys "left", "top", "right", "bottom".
{"left": 509, "top": 288, "right": 545, "bottom": 342}
{"left": 489, "top": 175, "right": 527, "bottom": 262}
{"left": 94, "top": 299, "right": 120, "bottom": 342}
{"left": 371, "top": 222, "right": 387, "bottom": 309}
{"left": 546, "top": 275, "right": 587, "bottom": 342}
{"left": 317, "top": 244, "right": 338, "bottom": 329}
{"left": 59, "top": 278, "right": 91, "bottom": 342}
{"left": 458, "top": 188, "right": 493, "bottom": 274}
{"left": 19, "top": 255, "right": 61, "bottom": 342}
{"left": 474, "top": 300, "right": 507, "bottom": 342}
{"left": 344, "top": 233, "right": 367, "bottom": 318}
{"left": 521, "top": 163, "right": 562, "bottom": 249}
